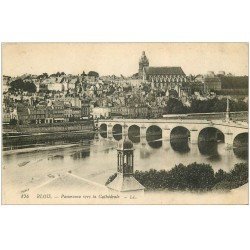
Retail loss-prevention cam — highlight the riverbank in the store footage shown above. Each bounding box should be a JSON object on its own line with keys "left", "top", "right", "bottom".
{"left": 2, "top": 129, "right": 95, "bottom": 151}
{"left": 2, "top": 120, "right": 94, "bottom": 134}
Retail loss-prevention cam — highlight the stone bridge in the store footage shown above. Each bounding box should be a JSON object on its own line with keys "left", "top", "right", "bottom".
{"left": 97, "top": 117, "right": 248, "bottom": 148}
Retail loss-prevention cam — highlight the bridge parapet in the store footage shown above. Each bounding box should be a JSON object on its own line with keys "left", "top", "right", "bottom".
{"left": 98, "top": 117, "right": 248, "bottom": 147}
{"left": 98, "top": 118, "right": 248, "bottom": 128}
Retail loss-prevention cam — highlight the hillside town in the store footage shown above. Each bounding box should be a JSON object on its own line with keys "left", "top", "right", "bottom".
{"left": 2, "top": 51, "right": 248, "bottom": 126}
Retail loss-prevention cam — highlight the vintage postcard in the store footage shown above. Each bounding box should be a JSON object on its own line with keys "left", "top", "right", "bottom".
{"left": 1, "top": 43, "right": 248, "bottom": 204}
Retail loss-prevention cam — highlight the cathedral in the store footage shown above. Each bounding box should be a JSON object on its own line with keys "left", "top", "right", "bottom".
{"left": 138, "top": 51, "right": 189, "bottom": 95}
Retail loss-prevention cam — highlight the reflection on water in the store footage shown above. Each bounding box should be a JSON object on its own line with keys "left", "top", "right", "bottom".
{"left": 128, "top": 134, "right": 140, "bottom": 144}
{"left": 233, "top": 147, "right": 248, "bottom": 160}
{"left": 198, "top": 141, "right": 219, "bottom": 156}
{"left": 140, "top": 144, "right": 151, "bottom": 159}
{"left": 198, "top": 141, "right": 222, "bottom": 162}
{"left": 71, "top": 150, "right": 90, "bottom": 160}
{"left": 128, "top": 126, "right": 140, "bottom": 144}
{"left": 146, "top": 126, "right": 162, "bottom": 149}
{"left": 113, "top": 133, "right": 122, "bottom": 141}
{"left": 112, "top": 124, "right": 122, "bottom": 141}
{"left": 48, "top": 154, "right": 64, "bottom": 160}
{"left": 148, "top": 140, "right": 162, "bottom": 148}
{"left": 170, "top": 138, "right": 190, "bottom": 153}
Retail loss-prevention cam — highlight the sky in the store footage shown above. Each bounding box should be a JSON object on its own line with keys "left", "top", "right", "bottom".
{"left": 2, "top": 43, "right": 249, "bottom": 77}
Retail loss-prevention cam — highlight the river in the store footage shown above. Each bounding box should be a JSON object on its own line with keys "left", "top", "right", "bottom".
{"left": 2, "top": 131, "right": 248, "bottom": 195}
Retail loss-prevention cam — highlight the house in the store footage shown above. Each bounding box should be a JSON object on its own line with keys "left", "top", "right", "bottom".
{"left": 204, "top": 72, "right": 222, "bottom": 91}
{"left": 92, "top": 107, "right": 110, "bottom": 119}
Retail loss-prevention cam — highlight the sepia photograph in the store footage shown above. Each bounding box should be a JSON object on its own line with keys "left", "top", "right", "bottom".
{"left": 1, "top": 43, "right": 249, "bottom": 204}
{"left": 1, "top": 1, "right": 250, "bottom": 250}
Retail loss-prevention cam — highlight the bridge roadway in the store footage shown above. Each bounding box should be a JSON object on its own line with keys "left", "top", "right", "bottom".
{"left": 97, "top": 116, "right": 248, "bottom": 148}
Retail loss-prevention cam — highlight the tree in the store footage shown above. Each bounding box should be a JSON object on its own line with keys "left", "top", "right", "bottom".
{"left": 215, "top": 169, "right": 228, "bottom": 184}
{"left": 88, "top": 71, "right": 99, "bottom": 78}
{"left": 213, "top": 163, "right": 248, "bottom": 190}
{"left": 165, "top": 98, "right": 187, "bottom": 114}
{"left": 37, "top": 73, "right": 48, "bottom": 79}
{"left": 49, "top": 72, "right": 65, "bottom": 77}
{"left": 9, "top": 79, "right": 36, "bottom": 93}
{"left": 189, "top": 98, "right": 248, "bottom": 113}
{"left": 228, "top": 163, "right": 248, "bottom": 185}
{"left": 185, "top": 162, "right": 215, "bottom": 190}
{"left": 220, "top": 76, "right": 248, "bottom": 89}
{"left": 106, "top": 162, "right": 248, "bottom": 191}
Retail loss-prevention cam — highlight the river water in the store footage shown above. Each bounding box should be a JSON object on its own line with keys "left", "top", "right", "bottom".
{"left": 3, "top": 131, "right": 248, "bottom": 192}
{"left": 2, "top": 130, "right": 248, "bottom": 205}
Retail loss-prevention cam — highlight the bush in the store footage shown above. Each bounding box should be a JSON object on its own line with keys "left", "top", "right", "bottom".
{"left": 227, "top": 163, "right": 248, "bottom": 187}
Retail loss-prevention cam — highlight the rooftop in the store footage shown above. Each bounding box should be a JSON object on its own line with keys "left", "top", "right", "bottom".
{"left": 107, "top": 174, "right": 145, "bottom": 192}
{"left": 144, "top": 66, "right": 186, "bottom": 76}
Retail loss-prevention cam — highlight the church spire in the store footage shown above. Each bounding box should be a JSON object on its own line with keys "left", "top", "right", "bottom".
{"left": 138, "top": 51, "right": 149, "bottom": 79}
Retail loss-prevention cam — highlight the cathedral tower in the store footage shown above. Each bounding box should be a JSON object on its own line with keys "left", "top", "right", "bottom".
{"left": 138, "top": 51, "right": 149, "bottom": 79}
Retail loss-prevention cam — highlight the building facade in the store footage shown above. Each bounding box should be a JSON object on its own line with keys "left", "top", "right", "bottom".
{"left": 81, "top": 102, "right": 90, "bottom": 117}
{"left": 110, "top": 106, "right": 149, "bottom": 118}
{"left": 143, "top": 66, "right": 187, "bottom": 88}
{"left": 92, "top": 107, "right": 111, "bottom": 119}
{"left": 204, "top": 74, "right": 222, "bottom": 91}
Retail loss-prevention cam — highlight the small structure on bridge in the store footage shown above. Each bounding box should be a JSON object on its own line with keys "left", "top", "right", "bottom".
{"left": 226, "top": 96, "right": 231, "bottom": 122}
{"left": 106, "top": 137, "right": 145, "bottom": 193}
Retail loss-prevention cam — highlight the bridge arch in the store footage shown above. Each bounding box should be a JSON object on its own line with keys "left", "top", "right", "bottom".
{"left": 197, "top": 127, "right": 224, "bottom": 157}
{"left": 170, "top": 126, "right": 190, "bottom": 141}
{"left": 128, "top": 125, "right": 140, "bottom": 143}
{"left": 99, "top": 123, "right": 107, "bottom": 138}
{"left": 198, "top": 127, "right": 225, "bottom": 143}
{"left": 233, "top": 132, "right": 248, "bottom": 148}
{"left": 233, "top": 132, "right": 248, "bottom": 159}
{"left": 146, "top": 125, "right": 162, "bottom": 148}
{"left": 112, "top": 124, "right": 122, "bottom": 141}
{"left": 170, "top": 126, "right": 190, "bottom": 153}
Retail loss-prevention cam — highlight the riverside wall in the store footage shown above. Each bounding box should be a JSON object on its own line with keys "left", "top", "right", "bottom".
{"left": 3, "top": 120, "right": 94, "bottom": 134}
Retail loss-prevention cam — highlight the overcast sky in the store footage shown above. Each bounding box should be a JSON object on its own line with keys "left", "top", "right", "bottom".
{"left": 2, "top": 43, "right": 248, "bottom": 77}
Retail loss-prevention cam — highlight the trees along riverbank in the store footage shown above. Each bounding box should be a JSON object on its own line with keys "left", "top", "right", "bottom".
{"left": 106, "top": 162, "right": 248, "bottom": 192}
{"left": 164, "top": 98, "right": 248, "bottom": 114}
